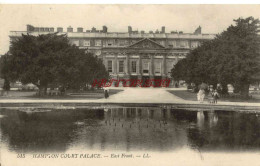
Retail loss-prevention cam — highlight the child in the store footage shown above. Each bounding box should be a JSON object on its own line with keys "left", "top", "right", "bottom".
{"left": 212, "top": 90, "right": 219, "bottom": 104}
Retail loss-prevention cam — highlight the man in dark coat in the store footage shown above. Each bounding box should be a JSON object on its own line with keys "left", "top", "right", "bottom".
{"left": 104, "top": 87, "right": 109, "bottom": 99}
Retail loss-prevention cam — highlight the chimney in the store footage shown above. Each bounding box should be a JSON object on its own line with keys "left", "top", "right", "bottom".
{"left": 57, "top": 27, "right": 63, "bottom": 32}
{"left": 155, "top": 29, "right": 159, "bottom": 34}
{"left": 102, "top": 26, "right": 108, "bottom": 33}
{"left": 194, "top": 26, "right": 201, "bottom": 35}
{"left": 170, "top": 31, "right": 177, "bottom": 34}
{"left": 91, "top": 27, "right": 96, "bottom": 32}
{"left": 128, "top": 26, "right": 132, "bottom": 33}
{"left": 77, "top": 27, "right": 83, "bottom": 32}
{"left": 67, "top": 26, "right": 73, "bottom": 32}
{"left": 27, "top": 25, "right": 35, "bottom": 32}
{"left": 161, "top": 26, "right": 165, "bottom": 33}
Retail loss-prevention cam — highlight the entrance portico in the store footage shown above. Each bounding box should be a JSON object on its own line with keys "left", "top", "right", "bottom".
{"left": 102, "top": 38, "right": 188, "bottom": 87}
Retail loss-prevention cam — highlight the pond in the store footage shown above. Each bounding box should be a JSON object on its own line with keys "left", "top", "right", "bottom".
{"left": 0, "top": 107, "right": 259, "bottom": 154}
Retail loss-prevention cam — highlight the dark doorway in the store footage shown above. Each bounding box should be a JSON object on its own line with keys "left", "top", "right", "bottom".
{"left": 154, "top": 76, "right": 162, "bottom": 88}
{"left": 130, "top": 76, "right": 138, "bottom": 87}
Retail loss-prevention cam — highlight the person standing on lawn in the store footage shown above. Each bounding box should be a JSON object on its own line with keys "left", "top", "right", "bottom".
{"left": 104, "top": 86, "right": 109, "bottom": 99}
{"left": 197, "top": 89, "right": 205, "bottom": 103}
{"left": 212, "top": 90, "right": 219, "bottom": 104}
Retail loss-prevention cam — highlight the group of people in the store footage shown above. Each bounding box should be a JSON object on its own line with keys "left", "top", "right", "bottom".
{"left": 197, "top": 88, "right": 219, "bottom": 104}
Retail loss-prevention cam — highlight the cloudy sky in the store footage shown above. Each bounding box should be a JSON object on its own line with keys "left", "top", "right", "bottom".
{"left": 0, "top": 4, "right": 260, "bottom": 54}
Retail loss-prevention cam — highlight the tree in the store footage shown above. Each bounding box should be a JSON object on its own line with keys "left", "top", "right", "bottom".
{"left": 77, "top": 53, "right": 109, "bottom": 89}
{"left": 66, "top": 51, "right": 109, "bottom": 90}
{"left": 172, "top": 17, "right": 260, "bottom": 97}
{"left": 172, "top": 40, "right": 220, "bottom": 87}
{"left": 3, "top": 79, "right": 10, "bottom": 91}
{"left": 0, "top": 33, "right": 108, "bottom": 95}
{"left": 0, "top": 53, "right": 12, "bottom": 91}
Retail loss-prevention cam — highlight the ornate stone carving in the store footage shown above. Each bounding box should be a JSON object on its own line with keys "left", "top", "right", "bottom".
{"left": 128, "top": 38, "right": 165, "bottom": 49}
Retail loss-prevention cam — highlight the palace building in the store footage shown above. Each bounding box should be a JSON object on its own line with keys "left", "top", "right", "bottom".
{"left": 9, "top": 25, "right": 215, "bottom": 87}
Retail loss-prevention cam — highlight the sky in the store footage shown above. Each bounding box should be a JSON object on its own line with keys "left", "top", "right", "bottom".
{"left": 0, "top": 4, "right": 260, "bottom": 54}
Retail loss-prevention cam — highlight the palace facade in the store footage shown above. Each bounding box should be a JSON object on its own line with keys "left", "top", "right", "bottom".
{"left": 9, "top": 25, "right": 215, "bottom": 87}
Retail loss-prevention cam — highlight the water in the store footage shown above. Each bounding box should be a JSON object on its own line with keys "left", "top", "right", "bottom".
{"left": 0, "top": 107, "right": 259, "bottom": 154}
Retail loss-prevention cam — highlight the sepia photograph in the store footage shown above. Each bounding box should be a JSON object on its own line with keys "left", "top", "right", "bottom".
{"left": 0, "top": 3, "right": 260, "bottom": 166}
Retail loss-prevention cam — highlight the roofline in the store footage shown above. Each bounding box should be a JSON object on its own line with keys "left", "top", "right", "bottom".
{"left": 9, "top": 31, "right": 216, "bottom": 41}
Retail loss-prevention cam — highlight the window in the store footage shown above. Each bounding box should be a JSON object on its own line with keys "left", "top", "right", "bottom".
{"left": 118, "top": 40, "right": 126, "bottom": 46}
{"left": 131, "top": 40, "right": 137, "bottom": 44}
{"left": 107, "top": 40, "right": 114, "bottom": 46}
{"left": 154, "top": 62, "right": 161, "bottom": 74}
{"left": 72, "top": 40, "right": 79, "bottom": 46}
{"left": 119, "top": 61, "right": 124, "bottom": 73}
{"left": 176, "top": 40, "right": 180, "bottom": 47}
{"left": 108, "top": 60, "right": 113, "bottom": 73}
{"left": 191, "top": 41, "right": 200, "bottom": 48}
{"left": 143, "top": 62, "right": 149, "bottom": 74}
{"left": 131, "top": 61, "right": 137, "bottom": 73}
{"left": 95, "top": 50, "right": 101, "bottom": 56}
{"left": 179, "top": 53, "right": 186, "bottom": 57}
{"left": 166, "top": 61, "right": 173, "bottom": 73}
{"left": 180, "top": 40, "right": 189, "bottom": 48}
{"left": 83, "top": 40, "right": 90, "bottom": 46}
{"left": 158, "top": 40, "right": 165, "bottom": 46}
{"left": 95, "top": 40, "right": 102, "bottom": 46}
{"left": 168, "top": 40, "right": 176, "bottom": 47}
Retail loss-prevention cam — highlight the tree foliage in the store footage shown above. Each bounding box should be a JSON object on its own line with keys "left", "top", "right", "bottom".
{"left": 172, "top": 17, "right": 260, "bottom": 96}
{"left": 0, "top": 33, "right": 108, "bottom": 94}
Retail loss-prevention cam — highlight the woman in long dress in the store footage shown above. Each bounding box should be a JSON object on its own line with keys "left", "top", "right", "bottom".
{"left": 197, "top": 90, "right": 201, "bottom": 101}
{"left": 197, "top": 89, "right": 205, "bottom": 103}
{"left": 200, "top": 89, "right": 205, "bottom": 102}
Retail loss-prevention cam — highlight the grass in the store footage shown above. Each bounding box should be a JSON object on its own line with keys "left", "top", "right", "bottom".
{"left": 169, "top": 90, "right": 198, "bottom": 101}
{"left": 168, "top": 90, "right": 260, "bottom": 103}
{"left": 0, "top": 89, "right": 123, "bottom": 100}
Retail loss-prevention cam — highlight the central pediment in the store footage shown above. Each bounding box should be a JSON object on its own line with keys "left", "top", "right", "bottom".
{"left": 127, "top": 38, "right": 166, "bottom": 49}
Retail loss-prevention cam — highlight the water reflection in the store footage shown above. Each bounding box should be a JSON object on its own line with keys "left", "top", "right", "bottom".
{"left": 0, "top": 107, "right": 259, "bottom": 153}
{"left": 208, "top": 111, "right": 218, "bottom": 128}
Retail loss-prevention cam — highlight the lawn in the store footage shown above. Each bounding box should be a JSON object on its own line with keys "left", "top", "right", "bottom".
{"left": 168, "top": 90, "right": 198, "bottom": 101}
{"left": 168, "top": 90, "right": 260, "bottom": 103}
{"left": 0, "top": 89, "right": 123, "bottom": 100}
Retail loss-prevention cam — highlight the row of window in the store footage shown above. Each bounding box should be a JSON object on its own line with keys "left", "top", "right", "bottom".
{"left": 71, "top": 39, "right": 200, "bottom": 48}
{"left": 72, "top": 40, "right": 102, "bottom": 47}
{"left": 108, "top": 60, "right": 127, "bottom": 73}
{"left": 107, "top": 60, "right": 174, "bottom": 74}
